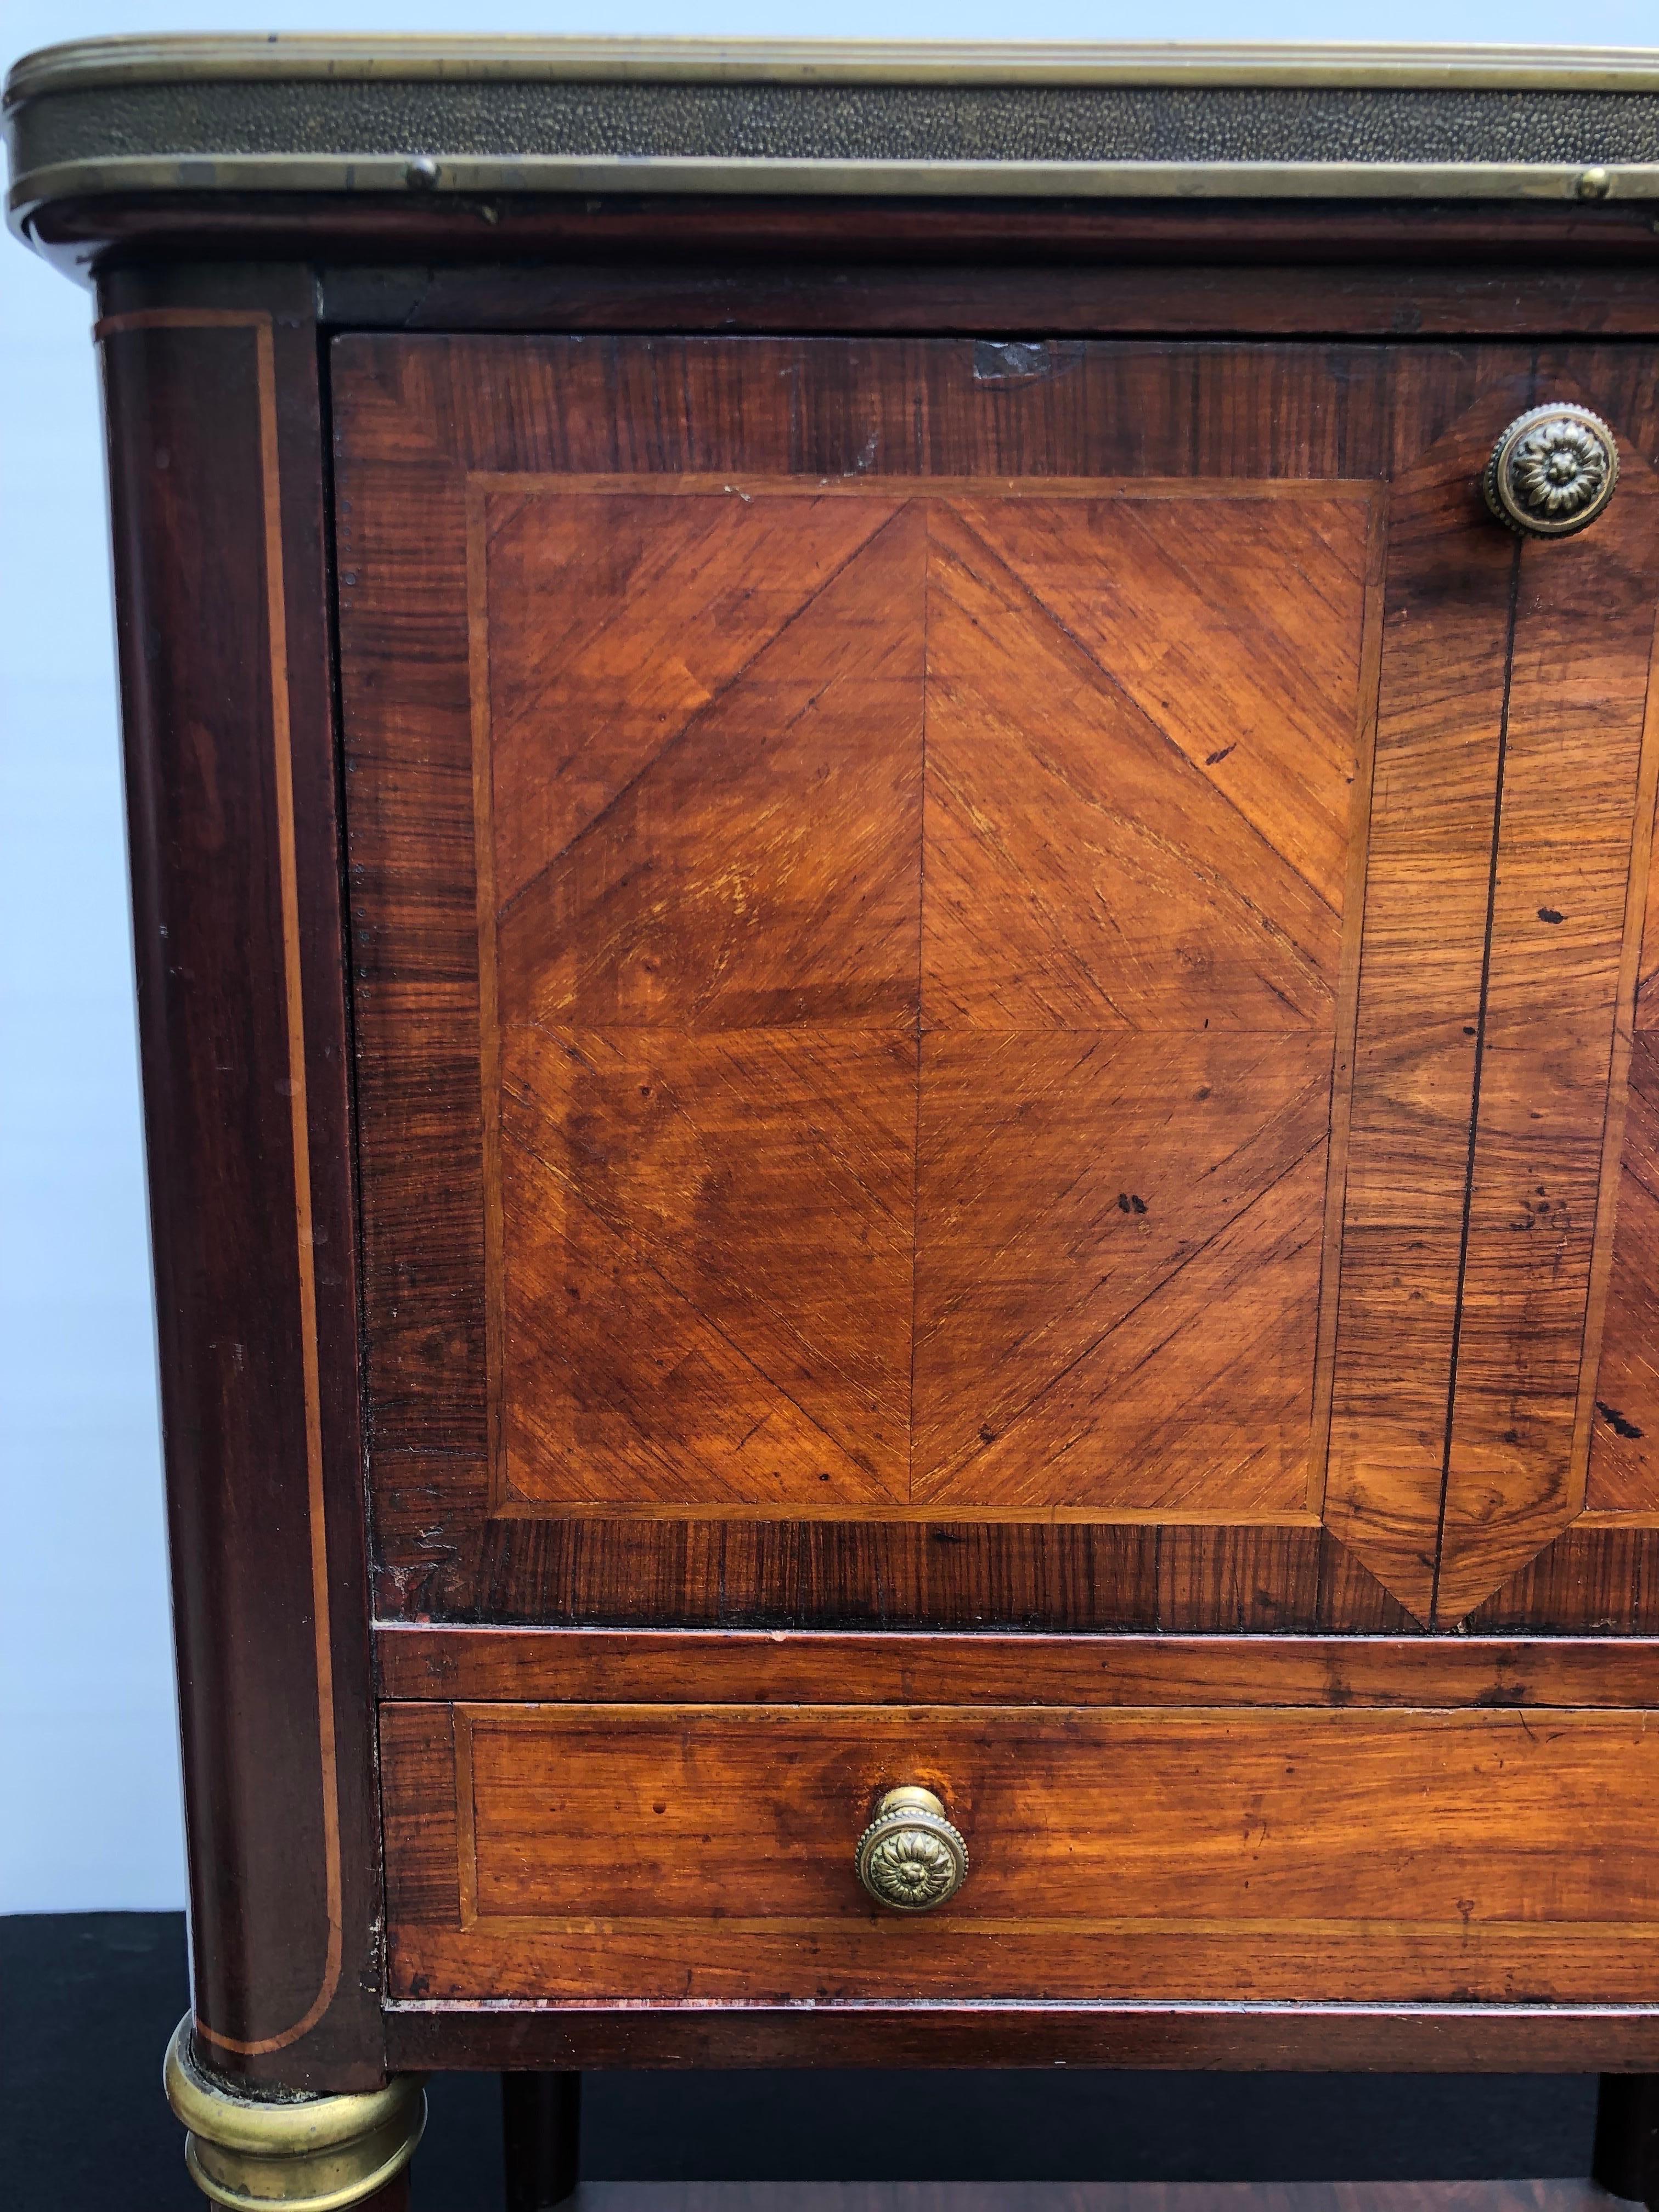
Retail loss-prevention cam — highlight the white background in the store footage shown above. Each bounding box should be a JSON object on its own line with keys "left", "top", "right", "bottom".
{"left": 4, "top": 0, "right": 1657, "bottom": 1914}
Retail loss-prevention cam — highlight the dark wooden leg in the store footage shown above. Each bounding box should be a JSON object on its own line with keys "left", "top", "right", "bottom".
{"left": 1595, "top": 2075, "right": 1659, "bottom": 2204}
{"left": 503, "top": 2072, "right": 582, "bottom": 2211}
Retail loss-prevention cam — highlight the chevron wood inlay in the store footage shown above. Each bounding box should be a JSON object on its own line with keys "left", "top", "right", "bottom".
{"left": 340, "top": 335, "right": 1659, "bottom": 1634}
{"left": 472, "top": 478, "right": 1372, "bottom": 1520}
{"left": 482, "top": 487, "right": 903, "bottom": 914}
{"left": 910, "top": 1031, "right": 1333, "bottom": 1508}
{"left": 1435, "top": 458, "right": 1659, "bottom": 1621}
{"left": 1318, "top": 416, "right": 1525, "bottom": 1626}
{"left": 920, "top": 502, "right": 1347, "bottom": 1031}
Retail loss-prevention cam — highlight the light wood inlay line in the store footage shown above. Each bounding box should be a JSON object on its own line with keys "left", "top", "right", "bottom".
{"left": 488, "top": 1504, "right": 1327, "bottom": 1524}
{"left": 120, "top": 311, "right": 346, "bottom": 2059}
{"left": 465, "top": 1911, "right": 1659, "bottom": 1940}
{"left": 255, "top": 308, "right": 347, "bottom": 2057}
{"left": 93, "top": 306, "right": 278, "bottom": 340}
{"left": 470, "top": 473, "right": 1380, "bottom": 503}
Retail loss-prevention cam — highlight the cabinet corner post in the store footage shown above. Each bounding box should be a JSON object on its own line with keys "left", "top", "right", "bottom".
{"left": 97, "top": 262, "right": 382, "bottom": 2093}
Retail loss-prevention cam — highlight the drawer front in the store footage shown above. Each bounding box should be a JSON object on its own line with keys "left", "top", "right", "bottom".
{"left": 382, "top": 1699, "right": 1659, "bottom": 2005}
{"left": 339, "top": 332, "right": 1659, "bottom": 1640}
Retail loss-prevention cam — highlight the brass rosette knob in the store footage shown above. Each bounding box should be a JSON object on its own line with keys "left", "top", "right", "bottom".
{"left": 855, "top": 1785, "right": 969, "bottom": 1912}
{"left": 1483, "top": 403, "right": 1619, "bottom": 538}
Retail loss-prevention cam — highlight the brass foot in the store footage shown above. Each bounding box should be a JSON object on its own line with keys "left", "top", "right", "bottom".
{"left": 163, "top": 2017, "right": 426, "bottom": 2210}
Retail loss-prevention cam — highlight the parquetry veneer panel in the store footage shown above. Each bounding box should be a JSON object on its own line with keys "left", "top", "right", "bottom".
{"left": 1436, "top": 455, "right": 1659, "bottom": 1620}
{"left": 337, "top": 336, "right": 1659, "bottom": 1632}
{"left": 912, "top": 1033, "right": 1331, "bottom": 1508}
{"left": 479, "top": 481, "right": 1368, "bottom": 1523}
{"left": 1319, "top": 413, "right": 1523, "bottom": 1624}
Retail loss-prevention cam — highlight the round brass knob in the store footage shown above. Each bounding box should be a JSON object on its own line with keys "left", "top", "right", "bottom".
{"left": 855, "top": 1786, "right": 968, "bottom": 1912}
{"left": 1483, "top": 403, "right": 1618, "bottom": 538}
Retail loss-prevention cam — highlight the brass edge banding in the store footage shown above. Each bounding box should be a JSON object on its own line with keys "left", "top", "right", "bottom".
{"left": 16, "top": 36, "right": 1659, "bottom": 241}
{"left": 14, "top": 36, "right": 1659, "bottom": 94}
{"left": 15, "top": 155, "right": 1659, "bottom": 226}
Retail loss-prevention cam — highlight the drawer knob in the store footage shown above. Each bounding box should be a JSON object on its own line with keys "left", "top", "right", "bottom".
{"left": 1484, "top": 403, "right": 1619, "bottom": 538}
{"left": 855, "top": 1785, "right": 969, "bottom": 1912}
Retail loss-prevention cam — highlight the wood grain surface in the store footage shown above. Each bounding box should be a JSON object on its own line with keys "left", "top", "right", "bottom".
{"left": 96, "top": 266, "right": 385, "bottom": 2093}
{"left": 84, "top": 217, "right": 1659, "bottom": 2096}
{"left": 47, "top": 185, "right": 1659, "bottom": 338}
{"left": 1584, "top": 1041, "right": 1659, "bottom": 1514}
{"left": 383, "top": 2000, "right": 1659, "bottom": 2074}
{"left": 478, "top": 480, "right": 1368, "bottom": 1524}
{"left": 373, "top": 1625, "right": 1659, "bottom": 1709}
{"left": 381, "top": 1696, "right": 1659, "bottom": 2005}
{"left": 336, "top": 335, "right": 1659, "bottom": 1633}
{"left": 1319, "top": 387, "right": 1527, "bottom": 1623}
{"left": 338, "top": 336, "right": 1396, "bottom": 1632}
{"left": 1436, "top": 412, "right": 1659, "bottom": 1623}
{"left": 1579, "top": 468, "right": 1659, "bottom": 1521}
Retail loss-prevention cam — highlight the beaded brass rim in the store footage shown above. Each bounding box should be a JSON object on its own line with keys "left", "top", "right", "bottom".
{"left": 1483, "top": 402, "right": 1621, "bottom": 538}
{"left": 855, "top": 1785, "right": 970, "bottom": 1912}
{"left": 16, "top": 37, "right": 1659, "bottom": 95}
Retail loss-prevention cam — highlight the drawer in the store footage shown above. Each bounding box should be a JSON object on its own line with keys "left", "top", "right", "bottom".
{"left": 382, "top": 1699, "right": 1659, "bottom": 2006}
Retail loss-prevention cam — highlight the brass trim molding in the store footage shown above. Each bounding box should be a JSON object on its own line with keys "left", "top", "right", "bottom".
{"left": 12, "top": 36, "right": 1659, "bottom": 93}
{"left": 10, "top": 36, "right": 1659, "bottom": 241}
{"left": 163, "top": 2018, "right": 426, "bottom": 2211}
{"left": 14, "top": 155, "right": 1659, "bottom": 215}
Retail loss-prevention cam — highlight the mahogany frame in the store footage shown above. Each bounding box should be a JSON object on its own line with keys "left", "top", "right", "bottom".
{"left": 90, "top": 206, "right": 1659, "bottom": 2090}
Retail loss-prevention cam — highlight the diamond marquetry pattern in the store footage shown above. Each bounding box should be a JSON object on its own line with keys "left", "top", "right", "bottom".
{"left": 479, "top": 485, "right": 1370, "bottom": 1519}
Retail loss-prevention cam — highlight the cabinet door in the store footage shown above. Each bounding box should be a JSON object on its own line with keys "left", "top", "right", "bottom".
{"left": 335, "top": 336, "right": 1659, "bottom": 1633}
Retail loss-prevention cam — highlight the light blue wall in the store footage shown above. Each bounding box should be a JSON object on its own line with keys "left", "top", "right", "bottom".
{"left": 3, "top": 0, "right": 1656, "bottom": 1914}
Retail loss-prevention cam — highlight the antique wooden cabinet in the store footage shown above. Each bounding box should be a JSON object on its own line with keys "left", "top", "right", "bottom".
{"left": 18, "top": 32, "right": 1659, "bottom": 2212}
